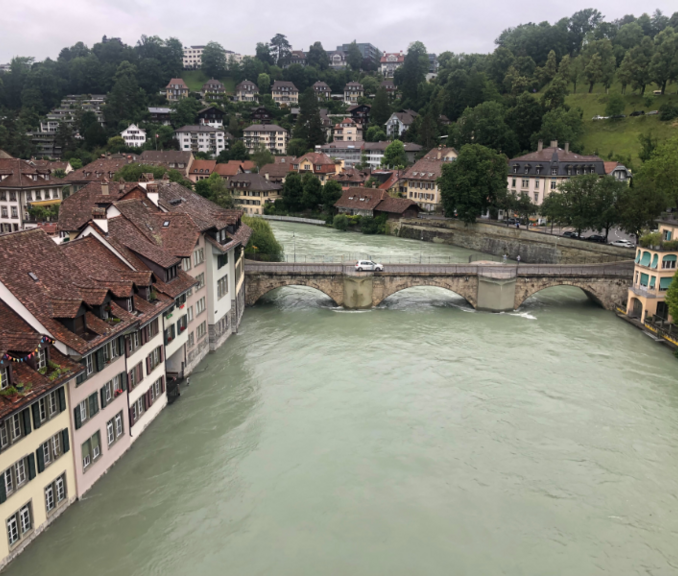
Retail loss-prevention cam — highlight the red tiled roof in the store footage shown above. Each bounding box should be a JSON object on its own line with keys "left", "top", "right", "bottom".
{"left": 335, "top": 188, "right": 388, "bottom": 211}
{"left": 604, "top": 161, "right": 620, "bottom": 174}
{"left": 63, "top": 156, "right": 137, "bottom": 184}
{"left": 0, "top": 158, "right": 51, "bottom": 188}
{"left": 214, "top": 161, "right": 244, "bottom": 177}
{"left": 374, "top": 197, "right": 420, "bottom": 214}
{"left": 167, "top": 78, "right": 188, "bottom": 89}
{"left": 190, "top": 160, "right": 217, "bottom": 174}
{"left": 294, "top": 152, "right": 337, "bottom": 166}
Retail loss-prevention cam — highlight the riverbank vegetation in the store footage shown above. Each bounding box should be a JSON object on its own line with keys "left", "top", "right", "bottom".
{"left": 242, "top": 216, "right": 284, "bottom": 261}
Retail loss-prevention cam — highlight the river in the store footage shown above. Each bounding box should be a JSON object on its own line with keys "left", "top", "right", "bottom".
{"left": 7, "top": 222, "right": 678, "bottom": 576}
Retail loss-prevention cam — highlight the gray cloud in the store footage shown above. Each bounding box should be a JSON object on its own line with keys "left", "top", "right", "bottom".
{"left": 2, "top": 0, "right": 677, "bottom": 62}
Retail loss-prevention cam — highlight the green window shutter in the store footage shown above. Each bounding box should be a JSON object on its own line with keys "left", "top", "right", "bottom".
{"left": 58, "top": 387, "right": 66, "bottom": 412}
{"left": 100, "top": 388, "right": 107, "bottom": 409}
{"left": 36, "top": 446, "right": 45, "bottom": 473}
{"left": 640, "top": 273, "right": 649, "bottom": 286}
{"left": 0, "top": 474, "right": 5, "bottom": 503}
{"left": 95, "top": 348, "right": 104, "bottom": 372}
{"left": 31, "top": 403, "right": 42, "bottom": 429}
{"left": 21, "top": 408, "right": 32, "bottom": 436}
{"left": 118, "top": 335, "right": 126, "bottom": 354}
{"left": 89, "top": 393, "right": 99, "bottom": 417}
{"left": 660, "top": 276, "right": 673, "bottom": 290}
{"left": 119, "top": 372, "right": 127, "bottom": 391}
{"left": 62, "top": 429, "right": 70, "bottom": 454}
{"left": 650, "top": 276, "right": 656, "bottom": 288}
{"left": 27, "top": 454, "right": 36, "bottom": 480}
{"left": 74, "top": 406, "right": 82, "bottom": 430}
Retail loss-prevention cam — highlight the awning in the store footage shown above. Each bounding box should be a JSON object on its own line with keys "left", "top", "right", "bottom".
{"left": 29, "top": 199, "right": 62, "bottom": 207}
{"left": 659, "top": 277, "right": 673, "bottom": 290}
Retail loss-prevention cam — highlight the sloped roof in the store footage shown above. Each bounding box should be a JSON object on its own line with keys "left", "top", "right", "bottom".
{"left": 167, "top": 78, "right": 188, "bottom": 88}
{"left": 214, "top": 161, "right": 245, "bottom": 177}
{"left": 374, "top": 197, "right": 419, "bottom": 214}
{"left": 228, "top": 173, "right": 282, "bottom": 191}
{"left": 139, "top": 150, "right": 193, "bottom": 166}
{"left": 64, "top": 156, "right": 136, "bottom": 184}
{"left": 0, "top": 158, "right": 51, "bottom": 188}
{"left": 335, "top": 187, "right": 388, "bottom": 211}
{"left": 190, "top": 160, "right": 217, "bottom": 174}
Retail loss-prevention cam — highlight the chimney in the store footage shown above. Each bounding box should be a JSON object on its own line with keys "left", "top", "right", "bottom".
{"left": 564, "top": 142, "right": 570, "bottom": 153}
{"left": 101, "top": 181, "right": 109, "bottom": 195}
{"left": 537, "top": 140, "right": 543, "bottom": 152}
{"left": 550, "top": 140, "right": 558, "bottom": 149}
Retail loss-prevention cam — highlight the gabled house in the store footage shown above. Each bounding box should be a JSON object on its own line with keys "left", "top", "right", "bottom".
{"left": 228, "top": 173, "right": 283, "bottom": 215}
{"left": 288, "top": 51, "right": 306, "bottom": 66}
{"left": 401, "top": 146, "right": 458, "bottom": 212}
{"left": 202, "top": 79, "right": 225, "bottom": 97}
{"left": 328, "top": 51, "right": 347, "bottom": 69}
{"left": 166, "top": 78, "right": 189, "bottom": 102}
{"left": 348, "top": 104, "right": 370, "bottom": 126}
{"left": 234, "top": 80, "right": 258, "bottom": 103}
{"left": 344, "top": 82, "right": 363, "bottom": 105}
{"left": 62, "top": 156, "right": 139, "bottom": 194}
{"left": 312, "top": 81, "right": 331, "bottom": 101}
{"left": 385, "top": 109, "right": 418, "bottom": 138}
{"left": 291, "top": 153, "right": 339, "bottom": 183}
{"left": 333, "top": 118, "right": 363, "bottom": 142}
{"left": 380, "top": 52, "right": 404, "bottom": 77}
{"left": 120, "top": 124, "right": 146, "bottom": 148}
{"left": 148, "top": 107, "right": 172, "bottom": 125}
{"left": 334, "top": 187, "right": 388, "bottom": 217}
{"left": 271, "top": 81, "right": 299, "bottom": 106}
{"left": 250, "top": 106, "right": 273, "bottom": 124}
{"left": 197, "top": 106, "right": 225, "bottom": 129}
{"left": 362, "top": 141, "right": 422, "bottom": 169}
{"left": 139, "top": 151, "right": 194, "bottom": 176}
{"left": 380, "top": 79, "right": 397, "bottom": 98}
{"left": 188, "top": 160, "right": 217, "bottom": 182}
{"left": 260, "top": 157, "right": 294, "bottom": 184}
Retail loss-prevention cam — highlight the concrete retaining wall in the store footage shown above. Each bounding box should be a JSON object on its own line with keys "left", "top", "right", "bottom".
{"left": 394, "top": 219, "right": 634, "bottom": 264}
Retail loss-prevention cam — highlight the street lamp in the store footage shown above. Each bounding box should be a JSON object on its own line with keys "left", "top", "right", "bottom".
{"left": 293, "top": 232, "right": 296, "bottom": 263}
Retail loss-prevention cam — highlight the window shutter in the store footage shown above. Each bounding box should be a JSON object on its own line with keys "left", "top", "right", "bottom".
{"left": 0, "top": 475, "right": 5, "bottom": 504}
{"left": 36, "top": 446, "right": 45, "bottom": 473}
{"left": 118, "top": 335, "right": 126, "bottom": 355}
{"left": 146, "top": 356, "right": 151, "bottom": 375}
{"left": 125, "top": 337, "right": 131, "bottom": 357}
{"left": 143, "top": 392, "right": 149, "bottom": 410}
{"left": 137, "top": 363, "right": 143, "bottom": 382}
{"left": 95, "top": 348, "right": 104, "bottom": 372}
{"left": 27, "top": 454, "right": 36, "bottom": 480}
{"left": 127, "top": 372, "right": 132, "bottom": 390}
{"left": 31, "top": 403, "right": 42, "bottom": 429}
{"left": 160, "top": 376, "right": 165, "bottom": 393}
{"left": 62, "top": 429, "right": 70, "bottom": 453}
{"left": 21, "top": 408, "right": 32, "bottom": 436}
{"left": 89, "top": 393, "right": 98, "bottom": 417}
{"left": 159, "top": 346, "right": 163, "bottom": 362}
{"left": 129, "top": 408, "right": 135, "bottom": 427}
{"left": 74, "top": 406, "right": 82, "bottom": 429}
{"left": 140, "top": 327, "right": 146, "bottom": 346}
{"left": 58, "top": 387, "right": 66, "bottom": 412}
{"left": 100, "top": 388, "right": 107, "bottom": 409}
{"left": 120, "top": 372, "right": 127, "bottom": 391}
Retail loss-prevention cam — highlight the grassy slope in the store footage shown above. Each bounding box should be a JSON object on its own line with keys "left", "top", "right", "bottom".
{"left": 181, "top": 70, "right": 236, "bottom": 94}
{"left": 560, "top": 81, "right": 678, "bottom": 166}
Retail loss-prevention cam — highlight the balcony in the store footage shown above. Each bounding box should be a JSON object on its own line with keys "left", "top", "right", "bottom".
{"left": 629, "top": 285, "right": 659, "bottom": 299}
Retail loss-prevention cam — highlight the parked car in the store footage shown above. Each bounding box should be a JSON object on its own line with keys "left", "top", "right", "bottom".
{"left": 609, "top": 114, "right": 626, "bottom": 119}
{"left": 592, "top": 115, "right": 606, "bottom": 120}
{"left": 647, "top": 110, "right": 659, "bottom": 115}
{"left": 609, "top": 239, "right": 634, "bottom": 248}
{"left": 585, "top": 234, "right": 606, "bottom": 243}
{"left": 562, "top": 231, "right": 578, "bottom": 238}
{"left": 630, "top": 110, "right": 645, "bottom": 117}
{"left": 355, "top": 260, "right": 384, "bottom": 272}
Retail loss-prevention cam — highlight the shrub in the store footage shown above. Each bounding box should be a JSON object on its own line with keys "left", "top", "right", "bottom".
{"left": 659, "top": 104, "right": 678, "bottom": 122}
{"left": 662, "top": 240, "right": 678, "bottom": 251}
{"left": 242, "top": 216, "right": 284, "bottom": 261}
{"left": 333, "top": 214, "right": 349, "bottom": 231}
{"left": 639, "top": 231, "right": 662, "bottom": 247}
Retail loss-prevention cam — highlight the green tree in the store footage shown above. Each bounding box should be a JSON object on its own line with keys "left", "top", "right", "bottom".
{"left": 605, "top": 93, "right": 625, "bottom": 117}
{"left": 664, "top": 269, "right": 678, "bottom": 321}
{"left": 229, "top": 140, "right": 250, "bottom": 161}
{"left": 542, "top": 174, "right": 598, "bottom": 237}
{"left": 649, "top": 27, "right": 678, "bottom": 94}
{"left": 207, "top": 172, "right": 233, "bottom": 208}
{"left": 438, "top": 144, "right": 508, "bottom": 223}
{"left": 638, "top": 132, "right": 659, "bottom": 163}
{"left": 293, "top": 88, "right": 325, "bottom": 148}
{"left": 396, "top": 41, "right": 428, "bottom": 107}
{"left": 171, "top": 96, "right": 201, "bottom": 127}
{"left": 306, "top": 42, "right": 329, "bottom": 70}
{"left": 202, "top": 42, "right": 227, "bottom": 79}
{"left": 450, "top": 101, "right": 519, "bottom": 157}
{"left": 381, "top": 140, "right": 408, "bottom": 168}
{"left": 333, "top": 214, "right": 349, "bottom": 231}
{"left": 287, "top": 138, "right": 309, "bottom": 157}
{"left": 84, "top": 122, "right": 107, "bottom": 149}
{"left": 370, "top": 87, "right": 392, "bottom": 127}
{"left": 541, "top": 74, "right": 568, "bottom": 110}
{"left": 322, "top": 180, "right": 343, "bottom": 212}
{"left": 617, "top": 178, "right": 667, "bottom": 239}
{"left": 346, "top": 41, "right": 363, "bottom": 70}
{"left": 582, "top": 39, "right": 616, "bottom": 92}
{"left": 257, "top": 73, "right": 271, "bottom": 95}
{"left": 270, "top": 33, "right": 291, "bottom": 66}
{"left": 366, "top": 126, "right": 387, "bottom": 142}
{"left": 282, "top": 172, "right": 303, "bottom": 211}
{"left": 107, "top": 136, "right": 126, "bottom": 152}
{"left": 104, "top": 61, "right": 145, "bottom": 129}
{"left": 251, "top": 143, "right": 274, "bottom": 170}
{"left": 531, "top": 107, "right": 584, "bottom": 151}
{"left": 301, "top": 173, "right": 323, "bottom": 210}
{"left": 537, "top": 50, "right": 558, "bottom": 84}
{"left": 637, "top": 136, "right": 678, "bottom": 207}
{"left": 506, "top": 93, "right": 544, "bottom": 152}
{"left": 242, "top": 215, "right": 284, "bottom": 261}
{"left": 54, "top": 121, "right": 75, "bottom": 154}
{"left": 255, "top": 42, "right": 274, "bottom": 65}
{"left": 591, "top": 176, "right": 626, "bottom": 239}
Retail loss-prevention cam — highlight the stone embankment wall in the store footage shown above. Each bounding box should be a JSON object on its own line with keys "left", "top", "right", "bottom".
{"left": 394, "top": 219, "right": 634, "bottom": 264}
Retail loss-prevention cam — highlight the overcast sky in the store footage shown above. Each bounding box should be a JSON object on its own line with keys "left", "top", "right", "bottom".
{"left": 2, "top": 1, "right": 677, "bottom": 63}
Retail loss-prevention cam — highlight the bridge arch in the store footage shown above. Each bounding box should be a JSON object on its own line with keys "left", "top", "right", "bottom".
{"left": 514, "top": 278, "right": 620, "bottom": 310}
{"left": 372, "top": 276, "right": 478, "bottom": 308}
{"left": 246, "top": 277, "right": 344, "bottom": 306}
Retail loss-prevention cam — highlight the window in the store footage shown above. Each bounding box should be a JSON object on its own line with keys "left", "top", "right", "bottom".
{"left": 217, "top": 276, "right": 228, "bottom": 299}
{"left": 187, "top": 331, "right": 195, "bottom": 348}
{"left": 130, "top": 397, "right": 145, "bottom": 425}
{"left": 217, "top": 253, "right": 228, "bottom": 269}
{"left": 0, "top": 366, "right": 8, "bottom": 390}
{"left": 7, "top": 503, "right": 32, "bottom": 548}
{"left": 196, "top": 321, "right": 207, "bottom": 340}
{"left": 521, "top": 179, "right": 529, "bottom": 188}
{"left": 550, "top": 180, "right": 557, "bottom": 190}
{"left": 106, "top": 421, "right": 114, "bottom": 445}
{"left": 103, "top": 339, "right": 119, "bottom": 364}
{"left": 196, "top": 297, "right": 206, "bottom": 315}
{"left": 534, "top": 179, "right": 540, "bottom": 188}
{"left": 45, "top": 474, "right": 67, "bottom": 514}
{"left": 81, "top": 431, "right": 101, "bottom": 470}
{"left": 534, "top": 193, "right": 539, "bottom": 203}
{"left": 128, "top": 362, "right": 143, "bottom": 390}
{"left": 193, "top": 248, "right": 204, "bottom": 265}
{"left": 3, "top": 454, "right": 34, "bottom": 498}
{"left": 115, "top": 412, "right": 123, "bottom": 437}
{"left": 11, "top": 207, "right": 17, "bottom": 219}
{"left": 85, "top": 354, "right": 94, "bottom": 375}
{"left": 187, "top": 305, "right": 194, "bottom": 323}
{"left": 147, "top": 346, "right": 162, "bottom": 373}
{"left": 195, "top": 273, "right": 205, "bottom": 290}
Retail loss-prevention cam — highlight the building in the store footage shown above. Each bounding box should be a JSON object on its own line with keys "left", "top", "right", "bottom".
{"left": 120, "top": 124, "right": 147, "bottom": 148}
{"left": 188, "top": 160, "right": 217, "bottom": 182}
{"left": 333, "top": 118, "right": 363, "bottom": 142}
{"left": 166, "top": 78, "right": 189, "bottom": 102}
{"left": 348, "top": 104, "right": 370, "bottom": 125}
{"left": 604, "top": 161, "right": 632, "bottom": 182}
{"left": 335, "top": 187, "right": 389, "bottom": 217}
{"left": 401, "top": 146, "right": 459, "bottom": 212}
{"left": 139, "top": 151, "right": 194, "bottom": 176}
{"left": 0, "top": 301, "right": 81, "bottom": 570}
{"left": 197, "top": 106, "right": 225, "bottom": 129}
{"left": 380, "top": 52, "right": 404, "bottom": 77}
{"left": 175, "top": 126, "right": 226, "bottom": 157}
{"left": 214, "top": 160, "right": 245, "bottom": 181}
{"left": 234, "top": 80, "right": 258, "bottom": 103}
{"left": 344, "top": 82, "right": 363, "bottom": 105}
{"left": 0, "top": 158, "right": 68, "bottom": 233}
{"left": 507, "top": 141, "right": 606, "bottom": 206}
{"left": 291, "top": 153, "right": 339, "bottom": 183}
{"left": 39, "top": 95, "right": 106, "bottom": 134}
{"left": 626, "top": 216, "right": 678, "bottom": 323}
{"left": 28, "top": 160, "right": 73, "bottom": 175}
{"left": 362, "top": 141, "right": 423, "bottom": 169}
{"left": 380, "top": 79, "right": 397, "bottom": 98}
{"left": 374, "top": 197, "right": 421, "bottom": 220}
{"left": 329, "top": 167, "right": 368, "bottom": 188}
{"left": 250, "top": 106, "right": 273, "bottom": 124}
{"left": 317, "top": 142, "right": 363, "bottom": 167}
{"left": 312, "top": 81, "right": 331, "bottom": 101}
{"left": 385, "top": 109, "right": 418, "bottom": 138}
{"left": 288, "top": 51, "right": 306, "bottom": 66}
{"left": 259, "top": 157, "right": 294, "bottom": 184}
{"left": 271, "top": 81, "right": 299, "bottom": 106}
{"left": 328, "top": 51, "right": 347, "bottom": 69}
{"left": 149, "top": 107, "right": 172, "bottom": 125}
{"left": 183, "top": 46, "right": 205, "bottom": 69}
{"left": 202, "top": 79, "right": 225, "bottom": 98}
{"left": 242, "top": 124, "right": 289, "bottom": 154}
{"left": 428, "top": 53, "right": 439, "bottom": 74}
{"left": 62, "top": 156, "right": 138, "bottom": 194}
{"left": 336, "top": 43, "right": 381, "bottom": 65}
{"left": 229, "top": 173, "right": 283, "bottom": 215}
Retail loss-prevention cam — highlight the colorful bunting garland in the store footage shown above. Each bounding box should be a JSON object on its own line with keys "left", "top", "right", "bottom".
{"left": 1, "top": 336, "right": 55, "bottom": 364}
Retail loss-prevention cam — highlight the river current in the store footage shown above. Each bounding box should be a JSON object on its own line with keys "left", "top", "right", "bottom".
{"left": 7, "top": 222, "right": 678, "bottom": 576}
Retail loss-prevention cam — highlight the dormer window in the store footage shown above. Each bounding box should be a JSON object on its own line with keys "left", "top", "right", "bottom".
{"left": 1, "top": 365, "right": 10, "bottom": 390}
{"left": 513, "top": 165, "right": 518, "bottom": 174}
{"left": 551, "top": 167, "right": 558, "bottom": 175}
{"left": 127, "top": 298, "right": 134, "bottom": 313}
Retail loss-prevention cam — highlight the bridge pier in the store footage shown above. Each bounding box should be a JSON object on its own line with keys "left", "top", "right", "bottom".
{"left": 476, "top": 276, "right": 517, "bottom": 312}
{"left": 343, "top": 276, "right": 374, "bottom": 309}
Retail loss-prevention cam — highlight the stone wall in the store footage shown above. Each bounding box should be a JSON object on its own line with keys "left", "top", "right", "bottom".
{"left": 394, "top": 219, "right": 634, "bottom": 264}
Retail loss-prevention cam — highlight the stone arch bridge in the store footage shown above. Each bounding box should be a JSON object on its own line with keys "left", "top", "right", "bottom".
{"left": 245, "top": 261, "right": 634, "bottom": 312}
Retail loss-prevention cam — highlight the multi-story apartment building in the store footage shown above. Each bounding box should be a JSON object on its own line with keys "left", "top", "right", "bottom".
{"left": 149, "top": 107, "right": 172, "bottom": 125}
{"left": 175, "top": 126, "right": 226, "bottom": 158}
{"left": 291, "top": 153, "right": 339, "bottom": 184}
{"left": 343, "top": 82, "right": 363, "bottom": 105}
{"left": 337, "top": 43, "right": 381, "bottom": 65}
{"left": 234, "top": 80, "right": 258, "bottom": 102}
{"left": 328, "top": 51, "right": 347, "bottom": 69}
{"left": 333, "top": 118, "right": 363, "bottom": 142}
{"left": 243, "top": 124, "right": 289, "bottom": 154}
{"left": 229, "top": 173, "right": 282, "bottom": 215}
{"left": 166, "top": 78, "right": 189, "bottom": 102}
{"left": 401, "top": 146, "right": 458, "bottom": 212}
{"left": 182, "top": 46, "right": 205, "bottom": 69}
{"left": 120, "top": 124, "right": 146, "bottom": 147}
{"left": 362, "top": 141, "right": 422, "bottom": 169}
{"left": 312, "top": 81, "right": 331, "bottom": 101}
{"left": 507, "top": 141, "right": 607, "bottom": 206}
{"left": 626, "top": 216, "right": 678, "bottom": 323}
{"left": 288, "top": 51, "right": 306, "bottom": 66}
{"left": 380, "top": 52, "right": 405, "bottom": 77}
{"left": 317, "top": 142, "right": 363, "bottom": 167}
{"left": 380, "top": 80, "right": 398, "bottom": 98}
{"left": 271, "top": 81, "right": 299, "bottom": 106}
{"left": 0, "top": 158, "right": 67, "bottom": 233}
{"left": 39, "top": 95, "right": 106, "bottom": 134}
{"left": 0, "top": 302, "right": 80, "bottom": 570}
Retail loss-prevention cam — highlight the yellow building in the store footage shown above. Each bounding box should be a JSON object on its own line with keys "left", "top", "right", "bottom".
{"left": 229, "top": 173, "right": 283, "bottom": 215}
{"left": 626, "top": 217, "right": 678, "bottom": 323}
{"left": 0, "top": 302, "right": 82, "bottom": 570}
{"left": 402, "top": 146, "right": 458, "bottom": 212}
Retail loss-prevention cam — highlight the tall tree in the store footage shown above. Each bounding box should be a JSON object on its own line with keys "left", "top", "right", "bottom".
{"left": 269, "top": 34, "right": 291, "bottom": 66}
{"left": 301, "top": 173, "right": 323, "bottom": 210}
{"left": 104, "top": 61, "right": 145, "bottom": 130}
{"left": 568, "top": 9, "right": 604, "bottom": 55}
{"left": 450, "top": 101, "right": 520, "bottom": 157}
{"left": 617, "top": 178, "right": 667, "bottom": 239}
{"left": 638, "top": 136, "right": 678, "bottom": 208}
{"left": 306, "top": 42, "right": 329, "bottom": 70}
{"left": 649, "top": 27, "right": 678, "bottom": 94}
{"left": 282, "top": 172, "right": 303, "bottom": 211}
{"left": 255, "top": 42, "right": 274, "bottom": 65}
{"left": 293, "top": 88, "right": 324, "bottom": 148}
{"left": 202, "top": 42, "right": 227, "bottom": 79}
{"left": 541, "top": 174, "right": 598, "bottom": 237}
{"left": 582, "top": 39, "right": 616, "bottom": 92}
{"left": 322, "top": 180, "right": 343, "bottom": 212}
{"left": 370, "top": 87, "right": 392, "bottom": 127}
{"left": 438, "top": 144, "right": 508, "bottom": 223}
{"left": 381, "top": 140, "right": 408, "bottom": 168}
{"left": 251, "top": 144, "right": 274, "bottom": 169}
{"left": 346, "top": 41, "right": 363, "bottom": 71}
{"left": 396, "top": 41, "right": 428, "bottom": 107}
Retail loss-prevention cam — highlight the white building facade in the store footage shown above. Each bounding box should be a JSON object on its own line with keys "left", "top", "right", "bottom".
{"left": 175, "top": 126, "right": 226, "bottom": 158}
{"left": 120, "top": 124, "right": 147, "bottom": 148}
